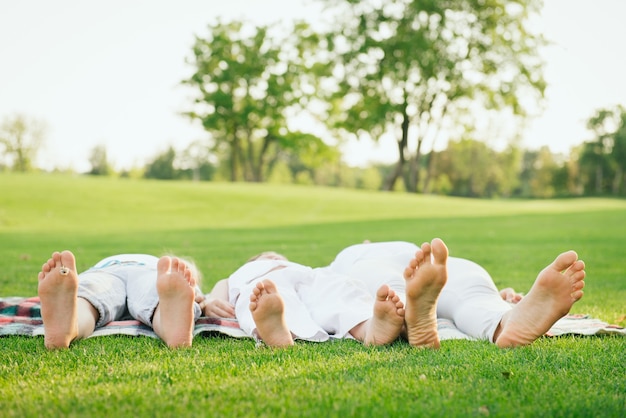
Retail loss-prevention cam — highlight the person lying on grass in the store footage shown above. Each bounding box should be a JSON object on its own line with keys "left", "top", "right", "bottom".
{"left": 220, "top": 248, "right": 407, "bottom": 348}
{"left": 201, "top": 238, "right": 586, "bottom": 348}
{"left": 37, "top": 251, "right": 209, "bottom": 349}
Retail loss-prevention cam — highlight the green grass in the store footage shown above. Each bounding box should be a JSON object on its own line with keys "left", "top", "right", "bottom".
{"left": 1, "top": 173, "right": 625, "bottom": 417}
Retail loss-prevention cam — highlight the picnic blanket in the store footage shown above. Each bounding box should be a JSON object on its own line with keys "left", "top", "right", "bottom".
{"left": 1, "top": 297, "right": 624, "bottom": 341}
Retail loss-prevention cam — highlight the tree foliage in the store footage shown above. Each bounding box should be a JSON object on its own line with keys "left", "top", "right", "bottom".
{"left": 318, "top": 0, "right": 546, "bottom": 192}
{"left": 183, "top": 20, "right": 331, "bottom": 182}
{"left": 580, "top": 105, "right": 626, "bottom": 195}
{"left": 435, "top": 138, "right": 507, "bottom": 197}
{"left": 0, "top": 114, "right": 47, "bottom": 172}
{"left": 88, "top": 144, "right": 112, "bottom": 176}
{"left": 145, "top": 147, "right": 177, "bottom": 180}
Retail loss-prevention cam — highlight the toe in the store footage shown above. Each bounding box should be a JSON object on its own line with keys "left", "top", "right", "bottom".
{"left": 552, "top": 251, "right": 578, "bottom": 272}
{"left": 157, "top": 256, "right": 172, "bottom": 274}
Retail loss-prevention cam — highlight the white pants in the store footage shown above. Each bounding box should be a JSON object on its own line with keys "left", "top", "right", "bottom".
{"left": 228, "top": 259, "right": 374, "bottom": 341}
{"left": 329, "top": 242, "right": 512, "bottom": 342}
{"left": 78, "top": 254, "right": 202, "bottom": 328}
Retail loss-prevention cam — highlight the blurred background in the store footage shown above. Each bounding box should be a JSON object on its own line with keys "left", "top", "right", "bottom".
{"left": 1, "top": 0, "right": 625, "bottom": 198}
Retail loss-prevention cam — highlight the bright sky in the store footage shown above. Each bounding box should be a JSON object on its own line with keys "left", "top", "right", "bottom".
{"left": 1, "top": 0, "right": 625, "bottom": 171}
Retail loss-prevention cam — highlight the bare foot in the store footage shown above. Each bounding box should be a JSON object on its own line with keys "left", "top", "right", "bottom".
{"left": 38, "top": 250, "right": 79, "bottom": 349}
{"left": 249, "top": 279, "right": 294, "bottom": 347}
{"left": 153, "top": 256, "right": 197, "bottom": 348}
{"left": 403, "top": 238, "right": 448, "bottom": 349}
{"left": 363, "top": 284, "right": 405, "bottom": 346}
{"left": 495, "top": 251, "right": 586, "bottom": 348}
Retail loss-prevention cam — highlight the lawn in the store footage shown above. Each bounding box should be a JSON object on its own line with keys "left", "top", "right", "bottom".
{"left": 0, "top": 173, "right": 625, "bottom": 417}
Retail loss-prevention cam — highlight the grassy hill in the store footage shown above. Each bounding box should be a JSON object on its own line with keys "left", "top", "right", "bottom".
{"left": 1, "top": 173, "right": 624, "bottom": 417}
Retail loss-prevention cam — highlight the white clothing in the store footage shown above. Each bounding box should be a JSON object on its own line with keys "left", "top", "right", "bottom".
{"left": 78, "top": 254, "right": 203, "bottom": 328}
{"left": 329, "top": 242, "right": 512, "bottom": 342}
{"left": 228, "top": 259, "right": 374, "bottom": 342}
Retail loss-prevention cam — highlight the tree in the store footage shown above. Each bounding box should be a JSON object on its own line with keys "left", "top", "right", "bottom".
{"left": 145, "top": 147, "right": 177, "bottom": 180}
{"left": 578, "top": 141, "right": 607, "bottom": 195}
{"left": 580, "top": 105, "right": 626, "bottom": 195}
{"left": 528, "top": 146, "right": 557, "bottom": 198}
{"left": 436, "top": 138, "right": 501, "bottom": 197}
{"left": 0, "top": 114, "right": 47, "bottom": 172}
{"left": 563, "top": 146, "right": 584, "bottom": 196}
{"left": 183, "top": 20, "right": 329, "bottom": 182}
{"left": 319, "top": 0, "right": 546, "bottom": 192}
{"left": 611, "top": 112, "right": 626, "bottom": 195}
{"left": 177, "top": 139, "right": 216, "bottom": 181}
{"left": 281, "top": 131, "right": 340, "bottom": 183}
{"left": 88, "top": 144, "right": 112, "bottom": 176}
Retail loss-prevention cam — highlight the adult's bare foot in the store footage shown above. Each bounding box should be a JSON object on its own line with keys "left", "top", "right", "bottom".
{"left": 403, "top": 238, "right": 448, "bottom": 349}
{"left": 495, "top": 251, "right": 586, "bottom": 348}
{"left": 363, "top": 284, "right": 405, "bottom": 346}
{"left": 249, "top": 279, "right": 294, "bottom": 347}
{"left": 153, "top": 256, "right": 196, "bottom": 348}
{"left": 38, "top": 250, "right": 79, "bottom": 349}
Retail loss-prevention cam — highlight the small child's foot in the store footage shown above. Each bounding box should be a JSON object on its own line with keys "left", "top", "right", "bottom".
{"left": 495, "top": 251, "right": 586, "bottom": 348}
{"left": 38, "top": 250, "right": 79, "bottom": 349}
{"left": 363, "top": 284, "right": 405, "bottom": 346}
{"left": 249, "top": 279, "right": 294, "bottom": 347}
{"left": 403, "top": 238, "right": 448, "bottom": 349}
{"left": 154, "top": 256, "right": 197, "bottom": 348}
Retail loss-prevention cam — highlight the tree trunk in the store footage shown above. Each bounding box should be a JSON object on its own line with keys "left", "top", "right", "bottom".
{"left": 256, "top": 134, "right": 274, "bottom": 182}
{"left": 595, "top": 164, "right": 603, "bottom": 193}
{"left": 383, "top": 153, "right": 405, "bottom": 191}
{"left": 612, "top": 165, "right": 623, "bottom": 195}
{"left": 229, "top": 121, "right": 240, "bottom": 182}
{"left": 421, "top": 103, "right": 448, "bottom": 194}
{"left": 229, "top": 140, "right": 238, "bottom": 182}
{"left": 406, "top": 138, "right": 424, "bottom": 193}
{"left": 382, "top": 105, "right": 410, "bottom": 191}
{"left": 423, "top": 151, "right": 436, "bottom": 194}
{"left": 406, "top": 150, "right": 417, "bottom": 193}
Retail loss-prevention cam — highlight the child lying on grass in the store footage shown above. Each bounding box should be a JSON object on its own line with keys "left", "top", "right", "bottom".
{"left": 38, "top": 251, "right": 204, "bottom": 349}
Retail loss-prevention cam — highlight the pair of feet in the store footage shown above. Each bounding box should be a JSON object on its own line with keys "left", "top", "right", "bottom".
{"left": 248, "top": 238, "right": 587, "bottom": 349}
{"left": 38, "top": 251, "right": 197, "bottom": 349}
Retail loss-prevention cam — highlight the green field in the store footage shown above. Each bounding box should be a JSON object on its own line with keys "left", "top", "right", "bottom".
{"left": 1, "top": 173, "right": 625, "bottom": 417}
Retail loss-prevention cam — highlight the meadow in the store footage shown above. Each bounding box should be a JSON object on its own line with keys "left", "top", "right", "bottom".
{"left": 0, "top": 173, "right": 625, "bottom": 417}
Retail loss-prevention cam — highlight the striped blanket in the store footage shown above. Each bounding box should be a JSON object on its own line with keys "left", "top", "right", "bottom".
{"left": 1, "top": 297, "right": 624, "bottom": 341}
{"left": 0, "top": 296, "right": 247, "bottom": 339}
